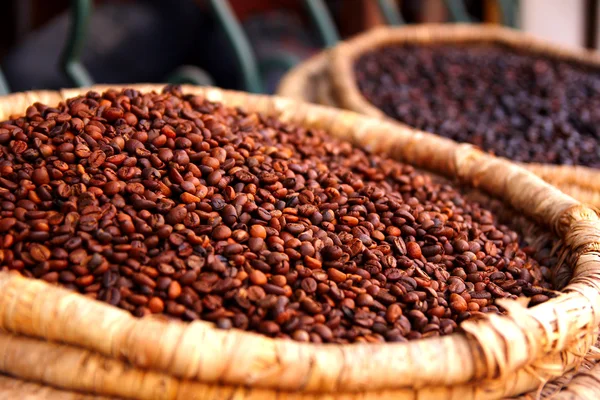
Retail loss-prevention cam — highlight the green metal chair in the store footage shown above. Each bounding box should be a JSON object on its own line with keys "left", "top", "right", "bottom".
{"left": 62, "top": 0, "right": 521, "bottom": 94}
{"left": 378, "top": 0, "right": 406, "bottom": 26}
{"left": 304, "top": 0, "right": 340, "bottom": 48}
{"left": 62, "top": 0, "right": 519, "bottom": 94}
{"left": 209, "top": 0, "right": 340, "bottom": 93}
{"left": 62, "top": 0, "right": 214, "bottom": 89}
{"left": 61, "top": 0, "right": 94, "bottom": 88}
{"left": 0, "top": 0, "right": 519, "bottom": 96}
{"left": 498, "top": 0, "right": 519, "bottom": 28}
{"left": 378, "top": 0, "right": 519, "bottom": 27}
{"left": 445, "top": 0, "right": 473, "bottom": 23}
{"left": 0, "top": 69, "right": 10, "bottom": 96}
{"left": 208, "top": 0, "right": 264, "bottom": 93}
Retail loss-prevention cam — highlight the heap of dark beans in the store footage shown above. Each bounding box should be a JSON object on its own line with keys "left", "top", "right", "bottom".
{"left": 355, "top": 44, "right": 600, "bottom": 167}
{"left": 0, "top": 86, "right": 553, "bottom": 343}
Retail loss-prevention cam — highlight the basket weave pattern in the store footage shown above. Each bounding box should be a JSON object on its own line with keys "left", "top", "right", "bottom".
{"left": 0, "top": 85, "right": 600, "bottom": 399}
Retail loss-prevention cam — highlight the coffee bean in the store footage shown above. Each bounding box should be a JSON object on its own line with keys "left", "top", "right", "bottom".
{"left": 32, "top": 167, "right": 50, "bottom": 185}
{"left": 249, "top": 270, "right": 268, "bottom": 286}
{"left": 103, "top": 107, "right": 124, "bottom": 121}
{"left": 258, "top": 321, "right": 280, "bottom": 336}
{"left": 313, "top": 324, "right": 333, "bottom": 341}
{"left": 450, "top": 293, "right": 468, "bottom": 313}
{"left": 529, "top": 294, "right": 550, "bottom": 306}
{"left": 0, "top": 218, "right": 16, "bottom": 232}
{"left": 407, "top": 242, "right": 422, "bottom": 259}
{"left": 304, "top": 256, "right": 321, "bottom": 269}
{"left": 327, "top": 268, "right": 346, "bottom": 283}
{"left": 356, "top": 293, "right": 374, "bottom": 307}
{"left": 322, "top": 245, "right": 342, "bottom": 261}
{"left": 168, "top": 281, "right": 182, "bottom": 300}
{"left": 301, "top": 277, "right": 318, "bottom": 293}
{"left": 292, "top": 329, "right": 310, "bottom": 342}
{"left": 224, "top": 243, "right": 243, "bottom": 255}
{"left": 386, "top": 304, "right": 403, "bottom": 323}
{"left": 355, "top": 44, "right": 600, "bottom": 167}
{"left": 29, "top": 244, "right": 51, "bottom": 262}
{"left": 212, "top": 226, "right": 232, "bottom": 240}
{"left": 216, "top": 317, "right": 233, "bottom": 330}
{"left": 0, "top": 87, "right": 551, "bottom": 344}
{"left": 89, "top": 150, "right": 106, "bottom": 168}
{"left": 250, "top": 224, "right": 267, "bottom": 239}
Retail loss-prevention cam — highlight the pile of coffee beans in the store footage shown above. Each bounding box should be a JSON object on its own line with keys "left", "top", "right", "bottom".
{"left": 355, "top": 44, "right": 600, "bottom": 167}
{"left": 0, "top": 86, "right": 553, "bottom": 343}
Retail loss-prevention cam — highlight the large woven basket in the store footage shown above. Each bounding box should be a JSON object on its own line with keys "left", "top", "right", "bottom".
{"left": 277, "top": 25, "right": 600, "bottom": 208}
{"left": 1, "top": 84, "right": 600, "bottom": 400}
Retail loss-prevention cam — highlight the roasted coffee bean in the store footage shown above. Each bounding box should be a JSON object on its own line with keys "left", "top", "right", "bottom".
{"left": 249, "top": 270, "right": 268, "bottom": 286}
{"left": 355, "top": 44, "right": 600, "bottom": 167}
{"left": 0, "top": 86, "right": 552, "bottom": 344}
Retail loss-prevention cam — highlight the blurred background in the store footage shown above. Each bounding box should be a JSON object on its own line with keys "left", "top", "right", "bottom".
{"left": 0, "top": 0, "right": 595, "bottom": 95}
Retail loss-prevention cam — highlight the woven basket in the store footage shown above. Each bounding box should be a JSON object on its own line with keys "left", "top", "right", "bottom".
{"left": 277, "top": 25, "right": 600, "bottom": 208}
{"left": 1, "top": 84, "right": 600, "bottom": 400}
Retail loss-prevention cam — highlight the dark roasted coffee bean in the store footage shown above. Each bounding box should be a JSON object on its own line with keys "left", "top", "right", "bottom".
{"left": 355, "top": 43, "right": 600, "bottom": 167}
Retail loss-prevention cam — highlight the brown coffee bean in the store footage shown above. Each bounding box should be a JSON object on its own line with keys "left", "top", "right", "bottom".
{"left": 181, "top": 192, "right": 200, "bottom": 204}
{"left": 407, "top": 242, "right": 422, "bottom": 259}
{"left": 148, "top": 297, "right": 165, "bottom": 313}
{"left": 168, "top": 281, "right": 182, "bottom": 300}
{"left": 216, "top": 317, "right": 233, "bottom": 330}
{"left": 103, "top": 107, "right": 124, "bottom": 121}
{"left": 327, "top": 268, "right": 346, "bottom": 283}
{"left": 386, "top": 303, "right": 403, "bottom": 323}
{"left": 263, "top": 283, "right": 286, "bottom": 296}
{"left": 450, "top": 293, "right": 468, "bottom": 313}
{"left": 313, "top": 324, "right": 333, "bottom": 341}
{"left": 529, "top": 294, "right": 549, "bottom": 306}
{"left": 301, "top": 298, "right": 322, "bottom": 314}
{"left": 134, "top": 273, "right": 157, "bottom": 288}
{"left": 89, "top": 150, "right": 106, "bottom": 168}
{"left": 321, "top": 245, "right": 342, "bottom": 261}
{"left": 259, "top": 321, "right": 280, "bottom": 336}
{"left": 0, "top": 217, "right": 16, "bottom": 232}
{"left": 304, "top": 256, "right": 321, "bottom": 269}
{"left": 402, "top": 292, "right": 419, "bottom": 303}
{"left": 249, "top": 270, "right": 268, "bottom": 286}
{"left": 32, "top": 167, "right": 50, "bottom": 185}
{"left": 0, "top": 87, "right": 551, "bottom": 344}
{"left": 356, "top": 293, "right": 374, "bottom": 307}
{"left": 29, "top": 244, "right": 51, "bottom": 262}
{"left": 75, "top": 275, "right": 94, "bottom": 287}
{"left": 212, "top": 225, "right": 232, "bottom": 240}
{"left": 250, "top": 224, "right": 267, "bottom": 239}
{"left": 224, "top": 243, "right": 244, "bottom": 255}
{"left": 247, "top": 286, "right": 266, "bottom": 302}
{"left": 104, "top": 181, "right": 123, "bottom": 195}
{"left": 292, "top": 329, "right": 310, "bottom": 342}
{"left": 300, "top": 277, "right": 318, "bottom": 293}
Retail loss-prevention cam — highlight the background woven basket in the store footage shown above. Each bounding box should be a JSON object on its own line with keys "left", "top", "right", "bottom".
{"left": 277, "top": 24, "right": 600, "bottom": 208}
{"left": 1, "top": 85, "right": 600, "bottom": 400}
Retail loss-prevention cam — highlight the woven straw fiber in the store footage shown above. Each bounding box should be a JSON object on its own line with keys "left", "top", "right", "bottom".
{"left": 0, "top": 375, "right": 111, "bottom": 400}
{"left": 277, "top": 25, "right": 600, "bottom": 208}
{"left": 277, "top": 52, "right": 338, "bottom": 107}
{"left": 1, "top": 84, "right": 600, "bottom": 400}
